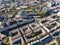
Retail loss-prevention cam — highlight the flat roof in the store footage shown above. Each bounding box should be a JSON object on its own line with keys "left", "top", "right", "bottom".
{"left": 33, "top": 36, "right": 53, "bottom": 45}
{"left": 0, "top": 19, "right": 35, "bottom": 33}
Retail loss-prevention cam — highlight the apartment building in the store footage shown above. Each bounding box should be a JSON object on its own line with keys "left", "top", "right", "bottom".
{"left": 54, "top": 0, "right": 60, "bottom": 2}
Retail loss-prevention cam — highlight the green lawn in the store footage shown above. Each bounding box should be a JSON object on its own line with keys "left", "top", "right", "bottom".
{"left": 25, "top": 6, "right": 46, "bottom": 16}
{"left": 57, "top": 37, "right": 60, "bottom": 45}
{"left": 4, "top": 36, "right": 10, "bottom": 45}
